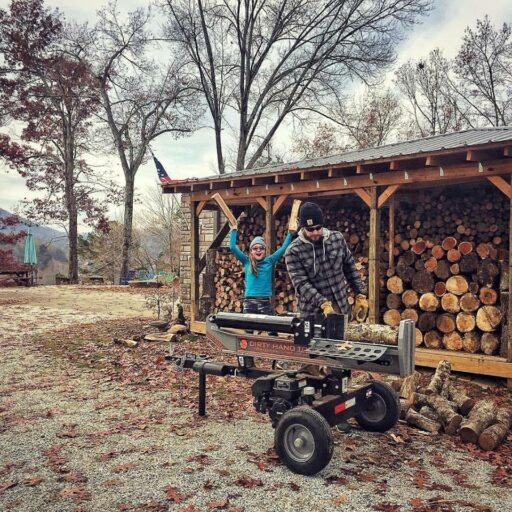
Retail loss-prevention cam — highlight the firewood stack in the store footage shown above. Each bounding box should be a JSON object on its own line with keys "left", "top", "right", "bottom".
{"left": 383, "top": 187, "right": 509, "bottom": 355}
{"left": 399, "top": 360, "right": 511, "bottom": 450}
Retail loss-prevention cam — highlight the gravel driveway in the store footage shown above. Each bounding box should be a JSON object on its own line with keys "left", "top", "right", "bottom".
{"left": 0, "top": 287, "right": 510, "bottom": 512}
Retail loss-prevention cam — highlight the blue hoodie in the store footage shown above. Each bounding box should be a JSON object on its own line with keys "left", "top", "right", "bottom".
{"left": 229, "top": 229, "right": 293, "bottom": 297}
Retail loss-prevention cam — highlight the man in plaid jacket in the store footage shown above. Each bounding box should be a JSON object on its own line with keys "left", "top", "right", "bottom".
{"left": 285, "top": 202, "right": 368, "bottom": 320}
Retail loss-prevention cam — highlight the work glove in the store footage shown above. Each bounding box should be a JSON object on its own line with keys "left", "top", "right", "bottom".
{"left": 354, "top": 294, "right": 369, "bottom": 322}
{"left": 320, "top": 301, "right": 335, "bottom": 317}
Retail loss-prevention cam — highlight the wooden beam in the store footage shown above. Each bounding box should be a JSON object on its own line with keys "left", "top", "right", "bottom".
{"left": 272, "top": 194, "right": 288, "bottom": 215}
{"left": 190, "top": 201, "right": 200, "bottom": 323}
{"left": 195, "top": 200, "right": 207, "bottom": 216}
{"left": 354, "top": 188, "right": 372, "bottom": 208}
{"left": 487, "top": 176, "right": 512, "bottom": 199}
{"left": 190, "top": 160, "right": 512, "bottom": 201}
{"left": 388, "top": 196, "right": 395, "bottom": 273}
{"left": 255, "top": 197, "right": 268, "bottom": 211}
{"left": 368, "top": 188, "right": 380, "bottom": 323}
{"left": 377, "top": 185, "right": 400, "bottom": 209}
{"left": 212, "top": 193, "right": 238, "bottom": 226}
{"left": 504, "top": 147, "right": 512, "bottom": 157}
{"left": 466, "top": 150, "right": 493, "bottom": 161}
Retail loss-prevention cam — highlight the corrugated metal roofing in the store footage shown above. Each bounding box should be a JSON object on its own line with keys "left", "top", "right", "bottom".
{"left": 194, "top": 127, "right": 512, "bottom": 183}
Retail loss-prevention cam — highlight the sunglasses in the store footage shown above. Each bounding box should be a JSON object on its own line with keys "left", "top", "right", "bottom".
{"left": 251, "top": 245, "right": 265, "bottom": 252}
{"left": 304, "top": 225, "right": 323, "bottom": 233}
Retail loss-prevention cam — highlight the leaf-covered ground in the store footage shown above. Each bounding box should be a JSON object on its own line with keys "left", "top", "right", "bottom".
{"left": 0, "top": 286, "right": 511, "bottom": 512}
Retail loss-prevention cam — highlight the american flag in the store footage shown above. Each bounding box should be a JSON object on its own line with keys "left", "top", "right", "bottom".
{"left": 154, "top": 156, "right": 173, "bottom": 184}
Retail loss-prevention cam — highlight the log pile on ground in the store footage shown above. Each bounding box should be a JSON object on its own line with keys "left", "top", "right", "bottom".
{"left": 397, "top": 360, "right": 511, "bottom": 450}
{"left": 383, "top": 186, "right": 509, "bottom": 355}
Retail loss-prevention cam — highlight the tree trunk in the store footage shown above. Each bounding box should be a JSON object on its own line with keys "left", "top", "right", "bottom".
{"left": 478, "top": 408, "right": 512, "bottom": 451}
{"left": 120, "top": 173, "right": 135, "bottom": 282}
{"left": 460, "top": 400, "right": 498, "bottom": 443}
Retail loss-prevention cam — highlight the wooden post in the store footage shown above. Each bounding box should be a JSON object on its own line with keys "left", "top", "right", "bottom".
{"left": 265, "top": 196, "right": 276, "bottom": 253}
{"left": 388, "top": 195, "right": 395, "bottom": 274}
{"left": 190, "top": 200, "right": 200, "bottom": 323}
{"left": 508, "top": 176, "right": 512, "bottom": 389}
{"left": 368, "top": 188, "right": 380, "bottom": 323}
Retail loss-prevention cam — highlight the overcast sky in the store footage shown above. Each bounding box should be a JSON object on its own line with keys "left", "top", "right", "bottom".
{"left": 1, "top": 0, "right": 512, "bottom": 229}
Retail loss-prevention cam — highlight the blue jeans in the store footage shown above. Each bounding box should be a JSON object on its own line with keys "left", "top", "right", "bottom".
{"left": 243, "top": 297, "right": 274, "bottom": 316}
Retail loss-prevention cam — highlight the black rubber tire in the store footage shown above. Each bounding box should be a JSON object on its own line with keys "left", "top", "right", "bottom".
{"left": 355, "top": 380, "right": 401, "bottom": 432}
{"left": 274, "top": 406, "right": 333, "bottom": 476}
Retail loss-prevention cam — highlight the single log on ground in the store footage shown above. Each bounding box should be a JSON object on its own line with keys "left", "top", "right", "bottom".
{"left": 442, "top": 236, "right": 457, "bottom": 251}
{"left": 447, "top": 249, "right": 461, "bottom": 263}
{"left": 424, "top": 330, "right": 442, "bottom": 349}
{"left": 402, "top": 289, "right": 419, "bottom": 307}
{"left": 399, "top": 398, "right": 414, "bottom": 419}
{"left": 405, "top": 408, "right": 442, "bottom": 433}
{"left": 419, "top": 292, "right": 439, "bottom": 312}
{"left": 479, "top": 287, "right": 498, "bottom": 305}
{"left": 432, "top": 245, "right": 445, "bottom": 260}
{"left": 480, "top": 332, "right": 500, "bottom": 355}
{"left": 399, "top": 371, "right": 421, "bottom": 399}
{"left": 414, "top": 392, "right": 463, "bottom": 434}
{"left": 412, "top": 270, "right": 435, "bottom": 294}
{"left": 434, "top": 282, "right": 446, "bottom": 297}
{"left": 383, "top": 309, "right": 401, "bottom": 327}
{"left": 460, "top": 293, "right": 480, "bottom": 313}
{"left": 446, "top": 276, "right": 469, "bottom": 296}
{"left": 477, "top": 260, "right": 499, "bottom": 287}
{"left": 443, "top": 331, "right": 463, "bottom": 351}
{"left": 418, "top": 312, "right": 437, "bottom": 332}
{"left": 386, "top": 293, "right": 402, "bottom": 309}
{"left": 401, "top": 308, "right": 419, "bottom": 322}
{"left": 476, "top": 306, "right": 502, "bottom": 332}
{"left": 456, "top": 312, "right": 476, "bottom": 333}
{"left": 387, "top": 275, "right": 404, "bottom": 294}
{"left": 441, "top": 293, "right": 460, "bottom": 313}
{"left": 419, "top": 406, "right": 440, "bottom": 422}
{"left": 460, "top": 400, "right": 498, "bottom": 443}
{"left": 478, "top": 408, "right": 512, "bottom": 451}
{"left": 415, "top": 328, "right": 423, "bottom": 346}
{"left": 462, "top": 332, "right": 481, "bottom": 354}
{"left": 459, "top": 253, "right": 479, "bottom": 273}
{"left": 434, "top": 260, "right": 451, "bottom": 280}
{"left": 345, "top": 323, "right": 398, "bottom": 345}
{"left": 437, "top": 313, "right": 456, "bottom": 334}
{"left": 425, "top": 360, "right": 451, "bottom": 395}
{"left": 458, "top": 241, "right": 473, "bottom": 255}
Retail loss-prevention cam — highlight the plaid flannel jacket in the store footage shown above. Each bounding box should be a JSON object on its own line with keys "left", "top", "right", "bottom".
{"left": 285, "top": 228, "right": 366, "bottom": 317}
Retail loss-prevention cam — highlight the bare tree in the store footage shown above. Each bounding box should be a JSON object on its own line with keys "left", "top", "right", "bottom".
{"left": 395, "top": 49, "right": 466, "bottom": 137}
{"left": 452, "top": 16, "right": 512, "bottom": 127}
{"left": 82, "top": 1, "right": 201, "bottom": 281}
{"left": 165, "top": 0, "right": 432, "bottom": 172}
{"left": 292, "top": 122, "right": 344, "bottom": 160}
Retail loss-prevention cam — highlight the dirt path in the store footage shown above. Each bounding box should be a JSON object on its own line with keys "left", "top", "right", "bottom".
{"left": 1, "top": 287, "right": 511, "bottom": 512}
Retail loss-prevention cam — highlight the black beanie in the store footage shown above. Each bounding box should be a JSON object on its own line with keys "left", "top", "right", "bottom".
{"left": 299, "top": 202, "right": 324, "bottom": 228}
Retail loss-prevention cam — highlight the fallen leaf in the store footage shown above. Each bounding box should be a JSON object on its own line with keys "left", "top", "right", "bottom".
{"left": 58, "top": 487, "right": 90, "bottom": 502}
{"left": 24, "top": 477, "right": 44, "bottom": 487}
{"left": 234, "top": 475, "right": 263, "bottom": 488}
{"left": 61, "top": 471, "right": 87, "bottom": 483}
{"left": 207, "top": 499, "right": 229, "bottom": 509}
{"left": 112, "top": 463, "right": 138, "bottom": 473}
{"left": 290, "top": 482, "right": 300, "bottom": 491}
{"left": 177, "top": 506, "right": 201, "bottom": 512}
{"left": 103, "top": 479, "right": 122, "bottom": 487}
{"left": 165, "top": 485, "right": 189, "bottom": 503}
{"left": 333, "top": 494, "right": 348, "bottom": 505}
{"left": 0, "top": 480, "right": 17, "bottom": 494}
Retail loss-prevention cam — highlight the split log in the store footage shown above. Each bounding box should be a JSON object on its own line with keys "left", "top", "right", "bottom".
{"left": 414, "top": 392, "right": 463, "bottom": 434}
{"left": 441, "top": 293, "right": 460, "bottom": 314}
{"left": 419, "top": 406, "right": 440, "bottom": 422}
{"left": 443, "top": 331, "right": 463, "bottom": 351}
{"left": 476, "top": 306, "right": 502, "bottom": 332}
{"left": 479, "top": 287, "right": 498, "bottom": 305}
{"left": 460, "top": 400, "right": 498, "bottom": 443}
{"left": 478, "top": 408, "right": 512, "bottom": 451}
{"left": 383, "top": 309, "right": 401, "bottom": 327}
{"left": 399, "top": 371, "right": 421, "bottom": 399}
{"left": 436, "top": 314, "right": 456, "bottom": 334}
{"left": 419, "top": 292, "right": 439, "bottom": 312}
{"left": 441, "top": 381, "right": 475, "bottom": 416}
{"left": 434, "top": 282, "right": 446, "bottom": 297}
{"left": 424, "top": 330, "right": 442, "bottom": 349}
{"left": 415, "top": 328, "right": 423, "bottom": 346}
{"left": 418, "top": 312, "right": 437, "bottom": 332}
{"left": 402, "top": 289, "right": 419, "bottom": 307}
{"left": 412, "top": 270, "right": 435, "bottom": 294}
{"left": 480, "top": 333, "right": 500, "bottom": 355}
{"left": 462, "top": 332, "right": 481, "bottom": 354}
{"left": 387, "top": 275, "right": 404, "bottom": 294}
{"left": 401, "top": 308, "right": 419, "bottom": 322}
{"left": 344, "top": 323, "right": 398, "bottom": 345}
{"left": 405, "top": 408, "right": 442, "bottom": 433}
{"left": 446, "top": 276, "right": 468, "bottom": 296}
{"left": 456, "top": 312, "right": 476, "bottom": 333}
{"left": 460, "top": 293, "right": 480, "bottom": 313}
{"left": 425, "top": 360, "right": 451, "bottom": 395}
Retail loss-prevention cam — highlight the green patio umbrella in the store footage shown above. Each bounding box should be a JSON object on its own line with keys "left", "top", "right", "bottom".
{"left": 23, "top": 228, "right": 37, "bottom": 266}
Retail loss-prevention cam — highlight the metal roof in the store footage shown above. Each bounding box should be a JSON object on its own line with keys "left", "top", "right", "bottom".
{"left": 196, "top": 127, "right": 512, "bottom": 183}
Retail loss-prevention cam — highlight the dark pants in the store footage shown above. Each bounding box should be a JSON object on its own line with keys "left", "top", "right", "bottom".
{"left": 243, "top": 297, "right": 274, "bottom": 316}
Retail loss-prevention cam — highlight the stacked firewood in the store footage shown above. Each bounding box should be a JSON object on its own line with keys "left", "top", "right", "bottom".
{"left": 399, "top": 361, "right": 511, "bottom": 450}
{"left": 384, "top": 187, "right": 508, "bottom": 355}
